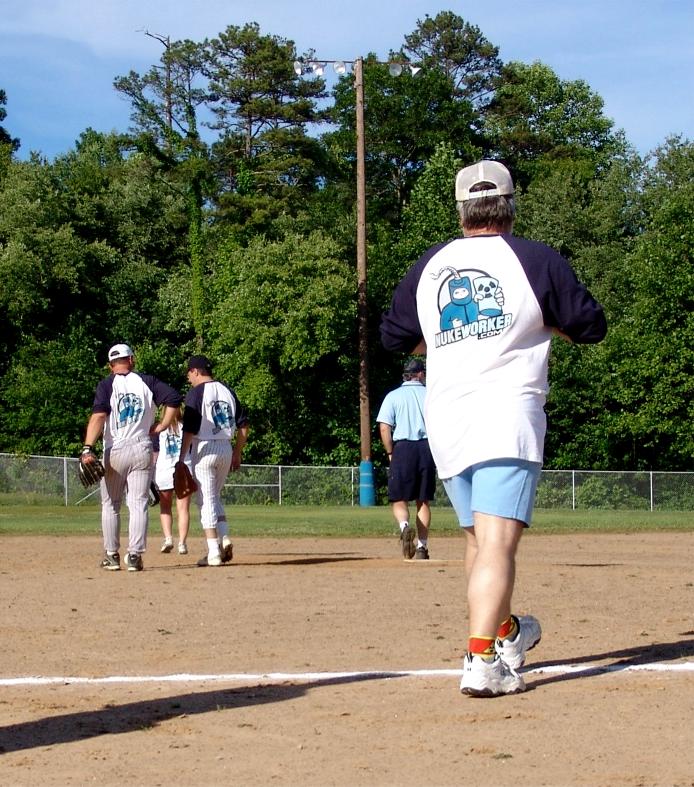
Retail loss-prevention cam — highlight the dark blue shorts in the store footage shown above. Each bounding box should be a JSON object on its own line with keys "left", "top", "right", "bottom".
{"left": 387, "top": 440, "right": 436, "bottom": 503}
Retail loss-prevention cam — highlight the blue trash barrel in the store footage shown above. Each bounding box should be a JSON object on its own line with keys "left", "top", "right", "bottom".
{"left": 359, "top": 459, "right": 376, "bottom": 506}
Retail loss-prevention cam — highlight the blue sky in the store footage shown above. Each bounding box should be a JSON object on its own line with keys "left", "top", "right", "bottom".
{"left": 1, "top": 0, "right": 692, "bottom": 159}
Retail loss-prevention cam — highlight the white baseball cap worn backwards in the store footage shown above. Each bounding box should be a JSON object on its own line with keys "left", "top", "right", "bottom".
{"left": 455, "top": 160, "right": 514, "bottom": 202}
{"left": 108, "top": 343, "right": 134, "bottom": 362}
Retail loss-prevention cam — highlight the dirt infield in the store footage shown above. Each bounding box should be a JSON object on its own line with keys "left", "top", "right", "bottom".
{"left": 1, "top": 531, "right": 693, "bottom": 786}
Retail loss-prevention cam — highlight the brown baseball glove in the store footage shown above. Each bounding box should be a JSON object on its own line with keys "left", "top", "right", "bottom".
{"left": 173, "top": 461, "right": 198, "bottom": 499}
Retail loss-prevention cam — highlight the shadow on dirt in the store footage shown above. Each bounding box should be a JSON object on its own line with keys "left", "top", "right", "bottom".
{"left": 0, "top": 672, "right": 404, "bottom": 754}
{"left": 526, "top": 638, "right": 694, "bottom": 688}
{"left": 142, "top": 554, "right": 373, "bottom": 571}
{"left": 254, "top": 555, "right": 373, "bottom": 566}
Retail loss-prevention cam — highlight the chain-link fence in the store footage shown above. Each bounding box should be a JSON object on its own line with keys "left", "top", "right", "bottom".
{"left": 2, "top": 453, "right": 694, "bottom": 509}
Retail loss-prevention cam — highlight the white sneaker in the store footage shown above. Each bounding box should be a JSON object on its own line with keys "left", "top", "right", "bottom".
{"left": 160, "top": 540, "right": 174, "bottom": 553}
{"left": 460, "top": 653, "right": 526, "bottom": 697}
{"left": 178, "top": 543, "right": 188, "bottom": 555}
{"left": 496, "top": 615, "right": 542, "bottom": 669}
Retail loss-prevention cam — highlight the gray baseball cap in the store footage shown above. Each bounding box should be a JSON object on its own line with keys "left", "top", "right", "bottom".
{"left": 455, "top": 160, "right": 514, "bottom": 202}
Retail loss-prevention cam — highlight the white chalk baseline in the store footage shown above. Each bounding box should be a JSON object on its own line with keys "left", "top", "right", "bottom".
{"left": 1, "top": 661, "right": 693, "bottom": 687}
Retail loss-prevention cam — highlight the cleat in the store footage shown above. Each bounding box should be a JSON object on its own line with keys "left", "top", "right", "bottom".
{"left": 400, "top": 525, "right": 416, "bottom": 559}
{"left": 124, "top": 552, "right": 143, "bottom": 572}
{"left": 100, "top": 552, "right": 121, "bottom": 571}
{"left": 460, "top": 653, "right": 526, "bottom": 697}
{"left": 414, "top": 546, "right": 429, "bottom": 560}
{"left": 496, "top": 615, "right": 542, "bottom": 669}
{"left": 197, "top": 553, "right": 222, "bottom": 567}
{"left": 221, "top": 538, "right": 233, "bottom": 563}
{"left": 160, "top": 540, "right": 174, "bottom": 553}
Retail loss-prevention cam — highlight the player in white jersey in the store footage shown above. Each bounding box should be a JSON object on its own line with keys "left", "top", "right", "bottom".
{"left": 155, "top": 406, "right": 192, "bottom": 556}
{"left": 179, "top": 355, "right": 249, "bottom": 567}
{"left": 381, "top": 161, "right": 607, "bottom": 696}
{"left": 82, "top": 344, "right": 182, "bottom": 572}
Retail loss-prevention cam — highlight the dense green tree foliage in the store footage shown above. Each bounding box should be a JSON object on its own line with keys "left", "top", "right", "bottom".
{"left": 0, "top": 131, "right": 189, "bottom": 452}
{"left": 203, "top": 23, "right": 327, "bottom": 240}
{"left": 0, "top": 89, "right": 20, "bottom": 153}
{"left": 114, "top": 39, "right": 211, "bottom": 346}
{"left": 602, "top": 138, "right": 694, "bottom": 467}
{"left": 205, "top": 231, "right": 357, "bottom": 463}
{"left": 400, "top": 11, "right": 501, "bottom": 104}
{"left": 0, "top": 14, "right": 692, "bottom": 472}
{"left": 484, "top": 61, "right": 622, "bottom": 188}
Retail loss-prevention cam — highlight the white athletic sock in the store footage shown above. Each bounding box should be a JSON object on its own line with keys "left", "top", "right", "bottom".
{"left": 417, "top": 539, "right": 427, "bottom": 549}
{"left": 399, "top": 521, "right": 409, "bottom": 532}
{"left": 206, "top": 538, "right": 221, "bottom": 557}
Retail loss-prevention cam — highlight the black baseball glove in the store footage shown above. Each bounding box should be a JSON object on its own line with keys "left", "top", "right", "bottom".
{"left": 78, "top": 445, "right": 105, "bottom": 488}
{"left": 148, "top": 482, "right": 161, "bottom": 507}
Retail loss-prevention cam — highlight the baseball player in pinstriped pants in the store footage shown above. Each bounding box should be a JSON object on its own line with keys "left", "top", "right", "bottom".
{"left": 82, "top": 344, "right": 182, "bottom": 572}
{"left": 179, "top": 355, "right": 249, "bottom": 567}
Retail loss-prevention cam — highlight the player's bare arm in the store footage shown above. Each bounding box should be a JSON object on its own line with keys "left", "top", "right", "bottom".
{"left": 83, "top": 412, "right": 107, "bottom": 460}
{"left": 151, "top": 405, "right": 179, "bottom": 435}
{"left": 378, "top": 422, "right": 394, "bottom": 460}
{"left": 231, "top": 425, "right": 249, "bottom": 472}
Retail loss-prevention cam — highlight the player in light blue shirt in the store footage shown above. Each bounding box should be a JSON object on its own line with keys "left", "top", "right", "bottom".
{"left": 376, "top": 358, "right": 436, "bottom": 560}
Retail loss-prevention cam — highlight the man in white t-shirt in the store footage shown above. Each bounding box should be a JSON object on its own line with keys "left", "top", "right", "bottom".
{"left": 381, "top": 161, "right": 607, "bottom": 696}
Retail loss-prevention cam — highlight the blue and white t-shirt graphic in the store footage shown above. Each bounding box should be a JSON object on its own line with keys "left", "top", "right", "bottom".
{"left": 117, "top": 393, "right": 144, "bottom": 428}
{"left": 165, "top": 432, "right": 181, "bottom": 458}
{"left": 211, "top": 400, "right": 233, "bottom": 433}
{"left": 432, "top": 265, "right": 511, "bottom": 345}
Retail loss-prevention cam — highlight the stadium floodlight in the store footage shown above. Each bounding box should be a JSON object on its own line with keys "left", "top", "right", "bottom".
{"left": 309, "top": 61, "right": 325, "bottom": 76}
{"left": 388, "top": 63, "right": 403, "bottom": 77}
{"left": 333, "top": 60, "right": 347, "bottom": 74}
{"left": 293, "top": 60, "right": 304, "bottom": 76}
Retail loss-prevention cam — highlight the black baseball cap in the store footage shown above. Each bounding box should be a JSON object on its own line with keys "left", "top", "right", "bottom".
{"left": 187, "top": 355, "right": 213, "bottom": 374}
{"left": 403, "top": 358, "right": 425, "bottom": 374}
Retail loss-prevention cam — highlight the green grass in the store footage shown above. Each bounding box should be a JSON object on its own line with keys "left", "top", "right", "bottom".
{"left": 0, "top": 504, "right": 692, "bottom": 537}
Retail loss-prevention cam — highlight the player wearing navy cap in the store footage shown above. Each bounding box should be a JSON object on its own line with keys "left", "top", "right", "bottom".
{"left": 376, "top": 357, "right": 436, "bottom": 560}
{"left": 180, "top": 355, "right": 250, "bottom": 567}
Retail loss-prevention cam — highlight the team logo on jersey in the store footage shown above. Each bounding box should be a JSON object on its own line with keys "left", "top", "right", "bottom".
{"left": 116, "top": 393, "right": 144, "bottom": 428}
{"left": 211, "top": 400, "right": 233, "bottom": 433}
{"left": 431, "top": 266, "right": 513, "bottom": 347}
{"left": 165, "top": 433, "right": 181, "bottom": 458}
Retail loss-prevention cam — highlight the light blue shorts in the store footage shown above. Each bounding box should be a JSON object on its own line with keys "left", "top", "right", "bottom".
{"left": 442, "top": 459, "right": 542, "bottom": 528}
